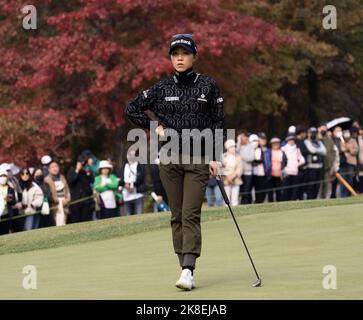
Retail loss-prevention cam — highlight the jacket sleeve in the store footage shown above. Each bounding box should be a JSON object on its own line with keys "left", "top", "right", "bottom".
{"left": 7, "top": 187, "right": 16, "bottom": 207}
{"left": 95, "top": 175, "right": 118, "bottom": 192}
{"left": 241, "top": 145, "right": 256, "bottom": 163}
{"left": 282, "top": 151, "right": 287, "bottom": 170}
{"left": 119, "top": 164, "right": 125, "bottom": 187}
{"left": 135, "top": 164, "right": 146, "bottom": 191}
{"left": 107, "top": 175, "right": 119, "bottom": 190}
{"left": 43, "top": 178, "right": 58, "bottom": 205}
{"left": 94, "top": 176, "right": 106, "bottom": 193}
{"left": 210, "top": 80, "right": 225, "bottom": 161}
{"left": 125, "top": 83, "right": 160, "bottom": 129}
{"left": 236, "top": 155, "right": 243, "bottom": 177}
{"left": 62, "top": 176, "right": 71, "bottom": 206}
{"left": 31, "top": 185, "right": 44, "bottom": 209}
{"left": 297, "top": 148, "right": 306, "bottom": 166}
{"left": 67, "top": 167, "right": 79, "bottom": 185}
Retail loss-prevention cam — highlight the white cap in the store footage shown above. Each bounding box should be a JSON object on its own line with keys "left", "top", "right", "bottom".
{"left": 249, "top": 134, "right": 259, "bottom": 143}
{"left": 98, "top": 160, "right": 113, "bottom": 170}
{"left": 0, "top": 166, "right": 8, "bottom": 176}
{"left": 270, "top": 137, "right": 281, "bottom": 144}
{"left": 0, "top": 163, "right": 11, "bottom": 173}
{"left": 224, "top": 139, "right": 236, "bottom": 150}
{"left": 41, "top": 155, "right": 52, "bottom": 165}
{"left": 288, "top": 125, "right": 296, "bottom": 134}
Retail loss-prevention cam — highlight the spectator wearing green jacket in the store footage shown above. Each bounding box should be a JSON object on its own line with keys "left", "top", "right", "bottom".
{"left": 94, "top": 160, "right": 121, "bottom": 219}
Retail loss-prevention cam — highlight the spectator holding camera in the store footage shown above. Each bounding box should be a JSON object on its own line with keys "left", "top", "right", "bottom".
{"left": 304, "top": 127, "right": 327, "bottom": 199}
{"left": 67, "top": 154, "right": 95, "bottom": 222}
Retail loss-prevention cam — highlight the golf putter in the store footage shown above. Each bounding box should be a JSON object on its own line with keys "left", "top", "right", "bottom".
{"left": 216, "top": 174, "right": 262, "bottom": 287}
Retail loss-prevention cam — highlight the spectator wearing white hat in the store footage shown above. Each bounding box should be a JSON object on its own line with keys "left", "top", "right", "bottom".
{"left": 281, "top": 135, "right": 306, "bottom": 201}
{"left": 222, "top": 139, "right": 243, "bottom": 206}
{"left": 236, "top": 130, "right": 255, "bottom": 204}
{"left": 94, "top": 160, "right": 121, "bottom": 219}
{"left": 288, "top": 125, "right": 296, "bottom": 135}
{"left": 0, "top": 166, "right": 16, "bottom": 235}
{"left": 41, "top": 155, "right": 52, "bottom": 177}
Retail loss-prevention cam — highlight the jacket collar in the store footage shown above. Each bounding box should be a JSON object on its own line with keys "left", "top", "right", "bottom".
{"left": 173, "top": 67, "right": 197, "bottom": 84}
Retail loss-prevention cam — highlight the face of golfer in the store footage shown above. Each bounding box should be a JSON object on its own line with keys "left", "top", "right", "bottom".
{"left": 170, "top": 47, "right": 196, "bottom": 72}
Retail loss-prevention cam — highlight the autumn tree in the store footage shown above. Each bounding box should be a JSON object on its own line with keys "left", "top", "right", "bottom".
{"left": 0, "top": 0, "right": 290, "bottom": 165}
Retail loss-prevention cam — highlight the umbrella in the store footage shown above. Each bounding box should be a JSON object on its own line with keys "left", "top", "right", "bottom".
{"left": 327, "top": 117, "right": 353, "bottom": 131}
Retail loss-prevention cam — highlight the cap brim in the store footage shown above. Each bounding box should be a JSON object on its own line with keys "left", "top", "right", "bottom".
{"left": 169, "top": 44, "right": 196, "bottom": 55}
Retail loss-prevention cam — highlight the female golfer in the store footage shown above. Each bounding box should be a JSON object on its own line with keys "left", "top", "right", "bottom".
{"left": 125, "top": 34, "right": 224, "bottom": 290}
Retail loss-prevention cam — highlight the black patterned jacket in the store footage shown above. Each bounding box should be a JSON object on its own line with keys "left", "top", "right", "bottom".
{"left": 125, "top": 70, "right": 225, "bottom": 160}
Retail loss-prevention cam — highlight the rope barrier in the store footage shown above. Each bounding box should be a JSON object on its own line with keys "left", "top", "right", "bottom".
{"left": 0, "top": 194, "right": 96, "bottom": 223}
{"left": 206, "top": 169, "right": 360, "bottom": 199}
{"left": 0, "top": 169, "right": 360, "bottom": 223}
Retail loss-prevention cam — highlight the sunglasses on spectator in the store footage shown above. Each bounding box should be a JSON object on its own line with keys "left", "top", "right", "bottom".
{"left": 21, "top": 172, "right": 30, "bottom": 176}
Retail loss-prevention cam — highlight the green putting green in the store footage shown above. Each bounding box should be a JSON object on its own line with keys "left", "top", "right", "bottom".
{"left": 0, "top": 198, "right": 362, "bottom": 299}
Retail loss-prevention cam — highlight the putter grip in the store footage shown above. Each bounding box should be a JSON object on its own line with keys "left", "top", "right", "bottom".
{"left": 216, "top": 178, "right": 230, "bottom": 205}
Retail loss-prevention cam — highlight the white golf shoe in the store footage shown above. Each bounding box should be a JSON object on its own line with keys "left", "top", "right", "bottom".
{"left": 175, "top": 269, "right": 195, "bottom": 291}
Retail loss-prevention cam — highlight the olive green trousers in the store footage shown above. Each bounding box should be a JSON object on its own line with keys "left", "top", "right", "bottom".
{"left": 159, "top": 156, "right": 210, "bottom": 268}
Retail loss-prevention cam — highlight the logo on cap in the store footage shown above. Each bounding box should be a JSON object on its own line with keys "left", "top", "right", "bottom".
{"left": 171, "top": 39, "right": 192, "bottom": 46}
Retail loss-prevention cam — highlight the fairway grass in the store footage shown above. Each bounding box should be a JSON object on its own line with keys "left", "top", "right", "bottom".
{"left": 0, "top": 198, "right": 362, "bottom": 299}
{"left": 0, "top": 197, "right": 362, "bottom": 256}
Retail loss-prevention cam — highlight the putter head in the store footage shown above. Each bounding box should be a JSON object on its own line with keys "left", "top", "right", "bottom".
{"left": 252, "top": 278, "right": 262, "bottom": 287}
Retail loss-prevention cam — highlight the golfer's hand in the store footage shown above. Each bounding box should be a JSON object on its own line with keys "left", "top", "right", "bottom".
{"left": 155, "top": 125, "right": 165, "bottom": 138}
{"left": 209, "top": 161, "right": 222, "bottom": 176}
